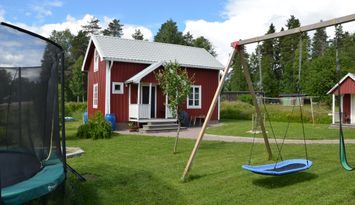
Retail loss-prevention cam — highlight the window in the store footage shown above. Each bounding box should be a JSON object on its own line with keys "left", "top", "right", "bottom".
{"left": 94, "top": 49, "right": 99, "bottom": 72}
{"left": 187, "top": 85, "right": 201, "bottom": 109}
{"left": 93, "top": 83, "right": 98, "bottom": 108}
{"left": 112, "top": 82, "right": 124, "bottom": 94}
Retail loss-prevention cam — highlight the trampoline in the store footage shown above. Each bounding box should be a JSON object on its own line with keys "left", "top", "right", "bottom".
{"left": 0, "top": 22, "right": 66, "bottom": 204}
{"left": 242, "top": 159, "right": 312, "bottom": 176}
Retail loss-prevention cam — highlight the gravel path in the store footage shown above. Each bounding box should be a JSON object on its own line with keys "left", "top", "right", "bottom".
{"left": 116, "top": 127, "right": 355, "bottom": 145}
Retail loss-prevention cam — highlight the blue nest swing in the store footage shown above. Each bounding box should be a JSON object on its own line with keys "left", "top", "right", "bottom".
{"left": 242, "top": 159, "right": 312, "bottom": 176}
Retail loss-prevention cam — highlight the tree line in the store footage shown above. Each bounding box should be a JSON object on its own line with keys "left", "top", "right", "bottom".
{"left": 50, "top": 17, "right": 216, "bottom": 102}
{"left": 225, "top": 15, "right": 355, "bottom": 102}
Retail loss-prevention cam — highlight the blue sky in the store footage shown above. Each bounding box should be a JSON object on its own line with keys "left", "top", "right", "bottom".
{"left": 1, "top": 0, "right": 355, "bottom": 64}
{"left": 0, "top": 0, "right": 228, "bottom": 34}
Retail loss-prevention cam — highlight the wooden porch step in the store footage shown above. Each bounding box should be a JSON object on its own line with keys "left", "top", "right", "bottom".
{"left": 144, "top": 123, "right": 179, "bottom": 128}
{"left": 141, "top": 120, "right": 186, "bottom": 133}
{"left": 141, "top": 126, "right": 187, "bottom": 133}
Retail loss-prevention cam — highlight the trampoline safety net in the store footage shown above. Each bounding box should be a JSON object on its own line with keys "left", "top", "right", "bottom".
{"left": 0, "top": 22, "right": 64, "bottom": 190}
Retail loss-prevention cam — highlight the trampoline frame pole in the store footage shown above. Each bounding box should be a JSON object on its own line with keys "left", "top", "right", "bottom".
{"left": 60, "top": 52, "right": 67, "bottom": 178}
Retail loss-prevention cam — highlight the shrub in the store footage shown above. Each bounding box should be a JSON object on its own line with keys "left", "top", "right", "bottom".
{"left": 238, "top": 94, "right": 253, "bottom": 105}
{"left": 65, "top": 102, "right": 87, "bottom": 116}
{"left": 220, "top": 100, "right": 331, "bottom": 124}
{"left": 220, "top": 101, "right": 254, "bottom": 120}
{"left": 76, "top": 124, "right": 91, "bottom": 139}
{"left": 75, "top": 112, "right": 112, "bottom": 139}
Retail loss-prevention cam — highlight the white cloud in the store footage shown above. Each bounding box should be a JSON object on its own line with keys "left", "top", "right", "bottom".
{"left": 31, "top": 0, "right": 63, "bottom": 19}
{"left": 0, "top": 7, "right": 5, "bottom": 21}
{"left": 4, "top": 14, "right": 153, "bottom": 42}
{"left": 184, "top": 0, "right": 355, "bottom": 66}
{"left": 122, "top": 25, "right": 153, "bottom": 41}
{"left": 13, "top": 14, "right": 94, "bottom": 37}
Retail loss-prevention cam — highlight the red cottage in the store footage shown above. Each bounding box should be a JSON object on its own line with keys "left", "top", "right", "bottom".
{"left": 327, "top": 73, "right": 355, "bottom": 124}
{"left": 81, "top": 36, "right": 224, "bottom": 129}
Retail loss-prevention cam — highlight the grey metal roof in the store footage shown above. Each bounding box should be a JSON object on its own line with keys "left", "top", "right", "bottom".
{"left": 126, "top": 61, "right": 163, "bottom": 84}
{"left": 88, "top": 35, "right": 224, "bottom": 70}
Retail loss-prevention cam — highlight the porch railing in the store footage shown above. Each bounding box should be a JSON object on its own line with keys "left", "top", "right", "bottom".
{"left": 129, "top": 104, "right": 150, "bottom": 119}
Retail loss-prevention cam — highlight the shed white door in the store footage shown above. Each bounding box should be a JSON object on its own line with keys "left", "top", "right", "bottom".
{"left": 351, "top": 94, "right": 355, "bottom": 124}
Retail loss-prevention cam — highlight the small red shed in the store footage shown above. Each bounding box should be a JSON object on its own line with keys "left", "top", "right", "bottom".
{"left": 81, "top": 36, "right": 224, "bottom": 129}
{"left": 327, "top": 73, "right": 355, "bottom": 124}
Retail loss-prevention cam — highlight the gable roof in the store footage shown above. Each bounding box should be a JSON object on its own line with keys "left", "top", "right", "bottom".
{"left": 126, "top": 61, "right": 163, "bottom": 84}
{"left": 327, "top": 73, "right": 355, "bottom": 94}
{"left": 82, "top": 35, "right": 224, "bottom": 71}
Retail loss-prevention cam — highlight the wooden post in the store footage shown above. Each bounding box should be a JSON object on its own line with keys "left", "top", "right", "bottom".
{"left": 181, "top": 48, "right": 238, "bottom": 181}
{"left": 238, "top": 48, "right": 273, "bottom": 160}
{"left": 149, "top": 83, "right": 152, "bottom": 119}
{"left": 129, "top": 84, "right": 131, "bottom": 105}
{"left": 165, "top": 94, "right": 168, "bottom": 119}
{"left": 332, "top": 94, "right": 336, "bottom": 124}
{"left": 310, "top": 97, "right": 315, "bottom": 125}
{"left": 137, "top": 82, "right": 141, "bottom": 120}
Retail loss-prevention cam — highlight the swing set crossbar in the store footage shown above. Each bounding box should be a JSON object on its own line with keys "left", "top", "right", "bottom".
{"left": 232, "top": 13, "right": 355, "bottom": 47}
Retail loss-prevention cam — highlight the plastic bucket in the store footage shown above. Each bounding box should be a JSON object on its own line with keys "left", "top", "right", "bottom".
{"left": 83, "top": 112, "right": 88, "bottom": 124}
{"left": 105, "top": 114, "right": 116, "bottom": 131}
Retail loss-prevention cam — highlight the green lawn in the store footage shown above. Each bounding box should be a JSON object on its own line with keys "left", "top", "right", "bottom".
{"left": 62, "top": 134, "right": 355, "bottom": 205}
{"left": 206, "top": 119, "right": 355, "bottom": 140}
{"left": 56, "top": 112, "right": 355, "bottom": 204}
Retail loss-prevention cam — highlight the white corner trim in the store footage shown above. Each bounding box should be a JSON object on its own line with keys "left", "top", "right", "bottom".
{"left": 105, "top": 61, "right": 112, "bottom": 114}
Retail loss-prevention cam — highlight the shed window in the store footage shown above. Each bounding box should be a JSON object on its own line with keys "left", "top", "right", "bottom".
{"left": 187, "top": 85, "right": 201, "bottom": 109}
{"left": 112, "top": 82, "right": 124, "bottom": 94}
{"left": 94, "top": 49, "right": 99, "bottom": 72}
{"left": 93, "top": 83, "right": 98, "bottom": 109}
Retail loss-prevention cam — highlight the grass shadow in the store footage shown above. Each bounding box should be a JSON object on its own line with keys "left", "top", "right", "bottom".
{"left": 183, "top": 170, "right": 227, "bottom": 183}
{"left": 252, "top": 172, "right": 318, "bottom": 188}
{"left": 62, "top": 164, "right": 185, "bottom": 205}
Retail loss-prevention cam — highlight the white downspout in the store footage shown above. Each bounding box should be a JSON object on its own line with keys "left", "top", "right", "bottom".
{"left": 105, "top": 60, "right": 113, "bottom": 115}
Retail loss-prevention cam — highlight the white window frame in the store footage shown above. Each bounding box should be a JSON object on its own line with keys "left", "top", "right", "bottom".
{"left": 112, "top": 82, "right": 124, "bottom": 94}
{"left": 187, "top": 85, "right": 202, "bottom": 109}
{"left": 93, "top": 83, "right": 98, "bottom": 109}
{"left": 94, "top": 49, "right": 99, "bottom": 72}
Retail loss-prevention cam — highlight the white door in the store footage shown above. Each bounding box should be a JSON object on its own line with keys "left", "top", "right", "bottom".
{"left": 351, "top": 94, "right": 355, "bottom": 124}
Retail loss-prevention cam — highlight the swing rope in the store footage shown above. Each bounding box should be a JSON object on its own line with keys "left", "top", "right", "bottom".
{"left": 274, "top": 33, "right": 309, "bottom": 167}
{"left": 247, "top": 42, "right": 283, "bottom": 165}
{"left": 247, "top": 33, "right": 309, "bottom": 167}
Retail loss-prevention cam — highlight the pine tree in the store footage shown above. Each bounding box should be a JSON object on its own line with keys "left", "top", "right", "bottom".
{"left": 71, "top": 30, "right": 89, "bottom": 60}
{"left": 82, "top": 17, "right": 101, "bottom": 35}
{"left": 69, "top": 56, "right": 85, "bottom": 102}
{"left": 311, "top": 26, "right": 328, "bottom": 58}
{"left": 279, "top": 16, "right": 302, "bottom": 93}
{"left": 183, "top": 32, "right": 194, "bottom": 46}
{"left": 132, "top": 29, "right": 144, "bottom": 40}
{"left": 102, "top": 19, "right": 123, "bottom": 37}
{"left": 154, "top": 19, "right": 184, "bottom": 44}
{"left": 193, "top": 36, "right": 217, "bottom": 57}
{"left": 227, "top": 46, "right": 250, "bottom": 91}
{"left": 259, "top": 24, "right": 281, "bottom": 96}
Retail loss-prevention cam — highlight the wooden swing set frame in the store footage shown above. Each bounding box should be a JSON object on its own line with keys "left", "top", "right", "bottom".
{"left": 181, "top": 13, "right": 355, "bottom": 181}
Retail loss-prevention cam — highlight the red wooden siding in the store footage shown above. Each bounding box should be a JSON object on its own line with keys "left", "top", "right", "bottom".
{"left": 110, "top": 62, "right": 149, "bottom": 122}
{"left": 182, "top": 68, "right": 219, "bottom": 121}
{"left": 86, "top": 56, "right": 220, "bottom": 123}
{"left": 141, "top": 67, "right": 219, "bottom": 121}
{"left": 87, "top": 58, "right": 106, "bottom": 118}
{"left": 331, "top": 77, "right": 355, "bottom": 94}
